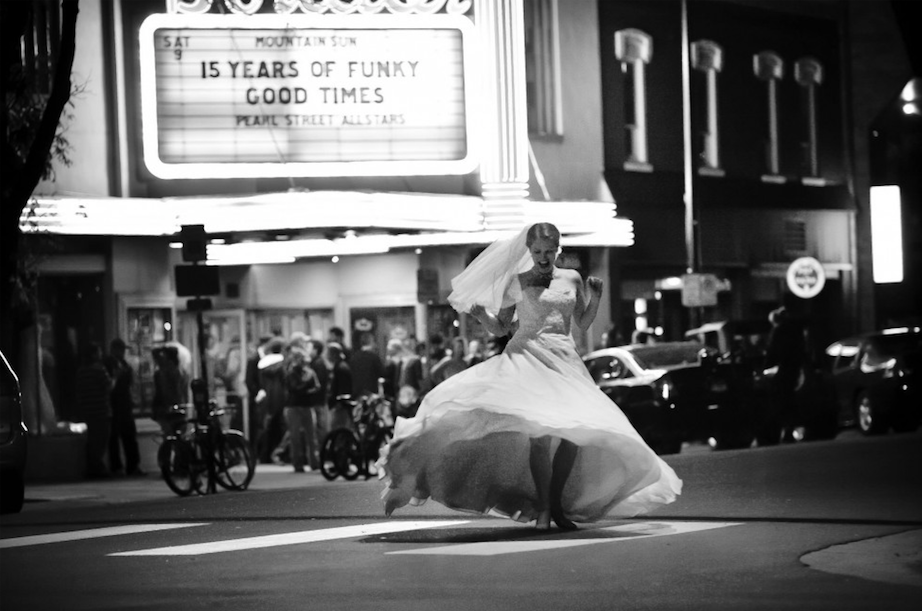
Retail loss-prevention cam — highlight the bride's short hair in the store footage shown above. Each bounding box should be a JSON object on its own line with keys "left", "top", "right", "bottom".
{"left": 526, "top": 223, "right": 560, "bottom": 247}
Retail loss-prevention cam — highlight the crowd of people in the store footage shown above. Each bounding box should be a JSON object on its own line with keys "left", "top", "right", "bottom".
{"left": 242, "top": 327, "right": 508, "bottom": 473}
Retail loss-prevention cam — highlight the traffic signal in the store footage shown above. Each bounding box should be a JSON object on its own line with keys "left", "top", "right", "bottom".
{"left": 180, "top": 224, "right": 207, "bottom": 263}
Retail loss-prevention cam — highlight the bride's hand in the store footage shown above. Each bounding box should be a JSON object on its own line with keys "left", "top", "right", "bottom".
{"left": 469, "top": 304, "right": 487, "bottom": 320}
{"left": 587, "top": 276, "right": 603, "bottom": 295}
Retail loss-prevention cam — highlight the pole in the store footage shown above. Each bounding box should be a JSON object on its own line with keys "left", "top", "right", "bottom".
{"left": 681, "top": 0, "right": 702, "bottom": 328}
{"left": 681, "top": 0, "right": 696, "bottom": 276}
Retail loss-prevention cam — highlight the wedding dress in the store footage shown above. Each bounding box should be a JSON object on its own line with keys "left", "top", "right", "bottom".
{"left": 378, "top": 276, "right": 682, "bottom": 523}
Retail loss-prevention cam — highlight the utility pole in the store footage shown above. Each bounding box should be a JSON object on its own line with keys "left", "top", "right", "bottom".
{"left": 681, "top": 0, "right": 702, "bottom": 328}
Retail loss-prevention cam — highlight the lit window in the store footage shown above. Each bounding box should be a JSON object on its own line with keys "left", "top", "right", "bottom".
{"left": 870, "top": 185, "right": 904, "bottom": 284}
{"left": 615, "top": 28, "right": 653, "bottom": 172}
{"left": 524, "top": 0, "right": 563, "bottom": 137}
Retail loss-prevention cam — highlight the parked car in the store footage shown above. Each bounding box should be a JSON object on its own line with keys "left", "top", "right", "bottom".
{"left": 686, "top": 319, "right": 838, "bottom": 445}
{"left": 823, "top": 326, "right": 921, "bottom": 435}
{"left": 1, "top": 349, "right": 28, "bottom": 513}
{"left": 582, "top": 341, "right": 750, "bottom": 455}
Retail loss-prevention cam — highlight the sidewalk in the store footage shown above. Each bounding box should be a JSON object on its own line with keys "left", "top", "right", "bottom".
{"left": 22, "top": 464, "right": 329, "bottom": 507}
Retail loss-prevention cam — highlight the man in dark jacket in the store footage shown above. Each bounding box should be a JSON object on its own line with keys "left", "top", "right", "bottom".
{"left": 349, "top": 332, "right": 385, "bottom": 398}
{"left": 105, "top": 338, "right": 144, "bottom": 476}
{"left": 75, "top": 342, "right": 112, "bottom": 478}
{"left": 325, "top": 342, "right": 353, "bottom": 430}
{"left": 256, "top": 337, "right": 287, "bottom": 463}
{"left": 765, "top": 307, "right": 806, "bottom": 443}
{"left": 283, "top": 333, "right": 323, "bottom": 472}
{"left": 309, "top": 339, "right": 330, "bottom": 459}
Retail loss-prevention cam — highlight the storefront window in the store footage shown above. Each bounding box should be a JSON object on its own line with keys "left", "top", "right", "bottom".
{"left": 350, "top": 307, "right": 416, "bottom": 362}
{"left": 126, "top": 307, "right": 173, "bottom": 417}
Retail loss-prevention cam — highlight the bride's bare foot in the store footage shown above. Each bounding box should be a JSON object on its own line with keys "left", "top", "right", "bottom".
{"left": 551, "top": 508, "right": 577, "bottom": 531}
{"left": 535, "top": 510, "right": 551, "bottom": 531}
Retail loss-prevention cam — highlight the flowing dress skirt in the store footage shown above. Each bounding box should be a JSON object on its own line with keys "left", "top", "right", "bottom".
{"left": 378, "top": 331, "right": 682, "bottom": 523}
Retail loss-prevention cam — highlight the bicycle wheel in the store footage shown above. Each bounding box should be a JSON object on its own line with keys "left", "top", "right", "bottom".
{"left": 214, "top": 431, "right": 255, "bottom": 491}
{"left": 320, "top": 430, "right": 341, "bottom": 480}
{"left": 159, "top": 437, "right": 197, "bottom": 497}
{"left": 320, "top": 429, "right": 361, "bottom": 481}
{"left": 338, "top": 431, "right": 363, "bottom": 481}
{"left": 364, "top": 426, "right": 393, "bottom": 478}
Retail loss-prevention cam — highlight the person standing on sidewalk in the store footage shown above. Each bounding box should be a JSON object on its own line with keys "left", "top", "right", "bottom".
{"left": 325, "top": 342, "right": 353, "bottom": 431}
{"left": 765, "top": 306, "right": 806, "bottom": 443}
{"left": 75, "top": 342, "right": 113, "bottom": 478}
{"left": 282, "top": 333, "right": 322, "bottom": 472}
{"left": 105, "top": 338, "right": 145, "bottom": 476}
{"left": 308, "top": 339, "right": 331, "bottom": 464}
{"left": 349, "top": 332, "right": 385, "bottom": 398}
{"left": 256, "top": 338, "right": 287, "bottom": 464}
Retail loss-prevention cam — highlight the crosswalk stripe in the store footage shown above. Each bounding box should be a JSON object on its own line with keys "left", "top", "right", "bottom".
{"left": 109, "top": 520, "right": 469, "bottom": 557}
{"left": 387, "top": 521, "right": 743, "bottom": 556}
{"left": 0, "top": 524, "right": 207, "bottom": 550}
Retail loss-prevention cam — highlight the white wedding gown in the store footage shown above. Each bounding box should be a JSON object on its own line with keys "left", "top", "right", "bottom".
{"left": 378, "top": 281, "right": 682, "bottom": 523}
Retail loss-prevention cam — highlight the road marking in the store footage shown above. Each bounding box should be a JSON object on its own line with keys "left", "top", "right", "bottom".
{"left": 0, "top": 524, "right": 207, "bottom": 550}
{"left": 110, "top": 520, "right": 469, "bottom": 557}
{"left": 387, "top": 521, "right": 742, "bottom": 556}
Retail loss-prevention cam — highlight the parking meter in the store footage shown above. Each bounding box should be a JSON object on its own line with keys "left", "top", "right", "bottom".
{"left": 191, "top": 378, "right": 209, "bottom": 422}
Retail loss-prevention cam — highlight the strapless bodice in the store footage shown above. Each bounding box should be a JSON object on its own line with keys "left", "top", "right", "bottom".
{"left": 514, "top": 285, "right": 576, "bottom": 338}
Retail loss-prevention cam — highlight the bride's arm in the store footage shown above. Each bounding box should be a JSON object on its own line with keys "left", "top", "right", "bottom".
{"left": 574, "top": 274, "right": 603, "bottom": 331}
{"left": 470, "top": 304, "right": 515, "bottom": 336}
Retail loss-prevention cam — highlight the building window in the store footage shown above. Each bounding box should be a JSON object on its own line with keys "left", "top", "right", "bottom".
{"left": 795, "top": 57, "right": 824, "bottom": 182}
{"left": 614, "top": 28, "right": 653, "bottom": 172}
{"left": 783, "top": 218, "right": 808, "bottom": 256}
{"left": 753, "top": 50, "right": 785, "bottom": 183}
{"left": 691, "top": 40, "right": 724, "bottom": 177}
{"left": 524, "top": 0, "right": 563, "bottom": 137}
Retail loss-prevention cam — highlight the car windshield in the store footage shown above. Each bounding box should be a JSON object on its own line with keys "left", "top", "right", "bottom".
{"left": 630, "top": 344, "right": 703, "bottom": 370}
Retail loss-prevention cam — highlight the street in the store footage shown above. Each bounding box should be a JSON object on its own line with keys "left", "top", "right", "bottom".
{"left": 2, "top": 431, "right": 921, "bottom": 610}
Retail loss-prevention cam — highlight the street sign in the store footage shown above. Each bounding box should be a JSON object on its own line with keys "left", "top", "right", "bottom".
{"left": 175, "top": 264, "right": 220, "bottom": 296}
{"left": 786, "top": 256, "right": 826, "bottom": 299}
{"left": 681, "top": 273, "right": 719, "bottom": 307}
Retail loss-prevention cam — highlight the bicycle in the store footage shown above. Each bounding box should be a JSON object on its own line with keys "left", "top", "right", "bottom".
{"left": 158, "top": 400, "right": 256, "bottom": 496}
{"left": 320, "top": 393, "right": 394, "bottom": 481}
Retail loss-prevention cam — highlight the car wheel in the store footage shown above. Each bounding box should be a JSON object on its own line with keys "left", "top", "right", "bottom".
{"left": 856, "top": 392, "right": 886, "bottom": 435}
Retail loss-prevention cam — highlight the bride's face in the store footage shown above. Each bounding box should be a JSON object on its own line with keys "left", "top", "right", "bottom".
{"left": 529, "top": 237, "right": 558, "bottom": 275}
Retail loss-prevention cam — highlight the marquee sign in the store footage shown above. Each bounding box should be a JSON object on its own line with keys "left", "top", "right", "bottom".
{"left": 139, "top": 14, "right": 477, "bottom": 179}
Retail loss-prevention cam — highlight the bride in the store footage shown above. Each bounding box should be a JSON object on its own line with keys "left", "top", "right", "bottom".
{"left": 377, "top": 222, "right": 682, "bottom": 530}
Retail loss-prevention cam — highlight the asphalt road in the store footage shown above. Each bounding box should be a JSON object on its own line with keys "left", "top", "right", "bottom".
{"left": 1, "top": 432, "right": 920, "bottom": 610}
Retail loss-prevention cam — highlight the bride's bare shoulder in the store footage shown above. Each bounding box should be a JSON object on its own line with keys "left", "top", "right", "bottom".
{"left": 558, "top": 268, "right": 582, "bottom": 282}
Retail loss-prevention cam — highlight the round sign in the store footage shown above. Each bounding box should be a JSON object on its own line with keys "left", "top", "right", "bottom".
{"left": 786, "top": 256, "right": 826, "bottom": 299}
{"left": 353, "top": 318, "right": 374, "bottom": 332}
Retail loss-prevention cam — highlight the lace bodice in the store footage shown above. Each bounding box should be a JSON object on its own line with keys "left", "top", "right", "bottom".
{"left": 514, "top": 285, "right": 576, "bottom": 338}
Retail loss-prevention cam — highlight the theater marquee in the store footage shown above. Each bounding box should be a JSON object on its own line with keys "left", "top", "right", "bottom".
{"left": 139, "top": 14, "right": 477, "bottom": 179}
